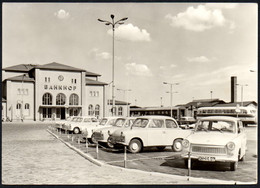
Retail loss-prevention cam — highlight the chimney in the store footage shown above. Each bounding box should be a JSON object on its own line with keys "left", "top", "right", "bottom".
{"left": 231, "top": 76, "right": 237, "bottom": 103}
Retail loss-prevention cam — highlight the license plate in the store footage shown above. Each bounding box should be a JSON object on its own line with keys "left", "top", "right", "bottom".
{"left": 198, "top": 156, "right": 216, "bottom": 161}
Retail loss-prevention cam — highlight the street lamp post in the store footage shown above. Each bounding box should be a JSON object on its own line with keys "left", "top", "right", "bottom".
{"left": 236, "top": 84, "right": 248, "bottom": 106}
{"left": 163, "top": 82, "right": 179, "bottom": 118}
{"left": 98, "top": 15, "right": 128, "bottom": 116}
{"left": 117, "top": 88, "right": 131, "bottom": 117}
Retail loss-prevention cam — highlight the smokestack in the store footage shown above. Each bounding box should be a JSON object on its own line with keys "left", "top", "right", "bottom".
{"left": 231, "top": 76, "right": 237, "bottom": 103}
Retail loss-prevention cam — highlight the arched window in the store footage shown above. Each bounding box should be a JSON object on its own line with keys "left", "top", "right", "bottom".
{"left": 42, "top": 93, "right": 52, "bottom": 105}
{"left": 88, "top": 105, "right": 94, "bottom": 116}
{"left": 118, "top": 106, "right": 123, "bottom": 116}
{"left": 16, "top": 103, "right": 21, "bottom": 109}
{"left": 56, "top": 93, "right": 66, "bottom": 105}
{"left": 69, "top": 94, "right": 79, "bottom": 105}
{"left": 95, "top": 105, "right": 100, "bottom": 116}
{"left": 24, "top": 103, "right": 30, "bottom": 116}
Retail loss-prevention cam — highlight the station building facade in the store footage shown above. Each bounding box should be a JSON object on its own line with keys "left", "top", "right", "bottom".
{"left": 2, "top": 62, "right": 129, "bottom": 122}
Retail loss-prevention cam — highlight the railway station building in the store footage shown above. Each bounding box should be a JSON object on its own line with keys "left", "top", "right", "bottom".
{"left": 2, "top": 62, "right": 129, "bottom": 122}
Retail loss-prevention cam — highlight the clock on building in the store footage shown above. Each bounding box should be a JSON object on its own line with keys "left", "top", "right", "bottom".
{"left": 58, "top": 75, "right": 64, "bottom": 81}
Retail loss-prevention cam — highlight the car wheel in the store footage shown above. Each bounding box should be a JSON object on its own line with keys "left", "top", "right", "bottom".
{"left": 128, "top": 139, "right": 142, "bottom": 153}
{"left": 172, "top": 139, "right": 183, "bottom": 152}
{"left": 91, "top": 134, "right": 97, "bottom": 144}
{"left": 73, "top": 127, "right": 80, "bottom": 134}
{"left": 230, "top": 161, "right": 238, "bottom": 171}
{"left": 107, "top": 138, "right": 114, "bottom": 148}
{"left": 156, "top": 146, "right": 166, "bottom": 151}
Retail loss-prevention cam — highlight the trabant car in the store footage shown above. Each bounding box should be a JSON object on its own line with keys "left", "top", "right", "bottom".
{"left": 181, "top": 116, "right": 247, "bottom": 171}
{"left": 81, "top": 116, "right": 124, "bottom": 143}
{"left": 91, "top": 117, "right": 136, "bottom": 147}
{"left": 108, "top": 116, "right": 192, "bottom": 153}
{"left": 64, "top": 116, "right": 98, "bottom": 134}
{"left": 178, "top": 116, "right": 197, "bottom": 129}
{"left": 55, "top": 116, "right": 74, "bottom": 130}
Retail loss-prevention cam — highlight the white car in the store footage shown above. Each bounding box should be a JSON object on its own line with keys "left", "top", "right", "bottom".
{"left": 108, "top": 116, "right": 192, "bottom": 153}
{"left": 64, "top": 116, "right": 98, "bottom": 134}
{"left": 55, "top": 116, "right": 74, "bottom": 130}
{"left": 181, "top": 116, "right": 247, "bottom": 171}
{"left": 81, "top": 116, "right": 124, "bottom": 142}
{"left": 91, "top": 117, "right": 136, "bottom": 147}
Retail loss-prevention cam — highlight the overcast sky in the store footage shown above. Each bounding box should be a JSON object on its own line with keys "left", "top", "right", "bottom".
{"left": 3, "top": 3, "right": 257, "bottom": 107}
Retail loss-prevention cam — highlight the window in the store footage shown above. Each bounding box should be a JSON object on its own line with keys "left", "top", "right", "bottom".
{"left": 118, "top": 106, "right": 123, "bottom": 116}
{"left": 16, "top": 103, "right": 21, "bottom": 109}
{"left": 69, "top": 94, "right": 79, "bottom": 105}
{"left": 95, "top": 105, "right": 100, "bottom": 116}
{"left": 88, "top": 105, "right": 94, "bottom": 116}
{"left": 90, "top": 91, "right": 92, "bottom": 97}
{"left": 43, "top": 108, "right": 52, "bottom": 118}
{"left": 24, "top": 103, "right": 30, "bottom": 116}
{"left": 166, "top": 119, "right": 178, "bottom": 128}
{"left": 42, "top": 93, "right": 52, "bottom": 105}
{"left": 18, "top": 89, "right": 21, "bottom": 95}
{"left": 149, "top": 119, "right": 164, "bottom": 128}
{"left": 56, "top": 93, "right": 66, "bottom": 105}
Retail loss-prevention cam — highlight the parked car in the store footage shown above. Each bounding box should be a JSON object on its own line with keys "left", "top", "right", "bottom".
{"left": 178, "top": 116, "right": 197, "bottom": 129}
{"left": 181, "top": 116, "right": 247, "bottom": 171}
{"left": 107, "top": 115, "right": 192, "bottom": 153}
{"left": 92, "top": 117, "right": 136, "bottom": 147}
{"left": 55, "top": 116, "right": 74, "bottom": 130}
{"left": 63, "top": 116, "right": 98, "bottom": 134}
{"left": 81, "top": 116, "right": 124, "bottom": 143}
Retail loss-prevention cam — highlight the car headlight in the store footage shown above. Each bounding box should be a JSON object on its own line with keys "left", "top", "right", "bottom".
{"left": 226, "top": 142, "right": 235, "bottom": 151}
{"left": 182, "top": 139, "right": 190, "bottom": 148}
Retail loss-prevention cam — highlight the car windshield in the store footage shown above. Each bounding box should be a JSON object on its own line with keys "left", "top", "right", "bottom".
{"left": 84, "top": 118, "right": 91, "bottom": 122}
{"left": 195, "top": 120, "right": 235, "bottom": 133}
{"left": 132, "top": 118, "right": 149, "bottom": 128}
{"left": 71, "top": 117, "right": 78, "bottom": 122}
{"left": 77, "top": 117, "right": 83, "bottom": 122}
{"left": 99, "top": 118, "right": 108, "bottom": 125}
{"left": 114, "top": 118, "right": 126, "bottom": 127}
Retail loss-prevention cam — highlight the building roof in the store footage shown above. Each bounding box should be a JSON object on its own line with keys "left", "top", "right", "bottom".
{"left": 4, "top": 74, "right": 35, "bottom": 82}
{"left": 34, "top": 62, "right": 86, "bottom": 72}
{"left": 130, "top": 106, "right": 185, "bottom": 111}
{"left": 107, "top": 99, "right": 131, "bottom": 105}
{"left": 184, "top": 98, "right": 226, "bottom": 108}
{"left": 3, "top": 64, "right": 38, "bottom": 72}
{"left": 3, "top": 62, "right": 101, "bottom": 76}
{"left": 214, "top": 101, "right": 257, "bottom": 107}
{"left": 85, "top": 78, "right": 107, "bottom": 86}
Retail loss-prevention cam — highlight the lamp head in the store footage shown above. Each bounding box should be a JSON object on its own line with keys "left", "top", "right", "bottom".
{"left": 110, "top": 14, "right": 115, "bottom": 19}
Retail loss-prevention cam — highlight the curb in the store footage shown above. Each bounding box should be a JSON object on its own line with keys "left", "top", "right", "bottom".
{"left": 46, "top": 129, "right": 255, "bottom": 185}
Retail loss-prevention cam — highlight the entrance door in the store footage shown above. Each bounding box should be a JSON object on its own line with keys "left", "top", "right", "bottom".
{"left": 61, "top": 108, "right": 66, "bottom": 120}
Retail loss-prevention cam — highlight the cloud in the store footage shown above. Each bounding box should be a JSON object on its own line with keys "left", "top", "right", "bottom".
{"left": 160, "top": 64, "right": 177, "bottom": 70}
{"left": 54, "top": 9, "right": 70, "bottom": 19}
{"left": 165, "top": 5, "right": 233, "bottom": 32}
{"left": 89, "top": 48, "right": 112, "bottom": 60}
{"left": 108, "top": 24, "right": 151, "bottom": 42}
{"left": 187, "top": 56, "right": 211, "bottom": 63}
{"left": 125, "top": 62, "right": 152, "bottom": 76}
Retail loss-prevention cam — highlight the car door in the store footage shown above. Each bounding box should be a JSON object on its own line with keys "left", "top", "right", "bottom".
{"left": 147, "top": 119, "right": 165, "bottom": 146}
{"left": 164, "top": 119, "right": 180, "bottom": 145}
{"left": 238, "top": 121, "right": 247, "bottom": 156}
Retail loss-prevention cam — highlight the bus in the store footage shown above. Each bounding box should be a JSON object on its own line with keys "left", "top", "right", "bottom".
{"left": 196, "top": 106, "right": 257, "bottom": 126}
